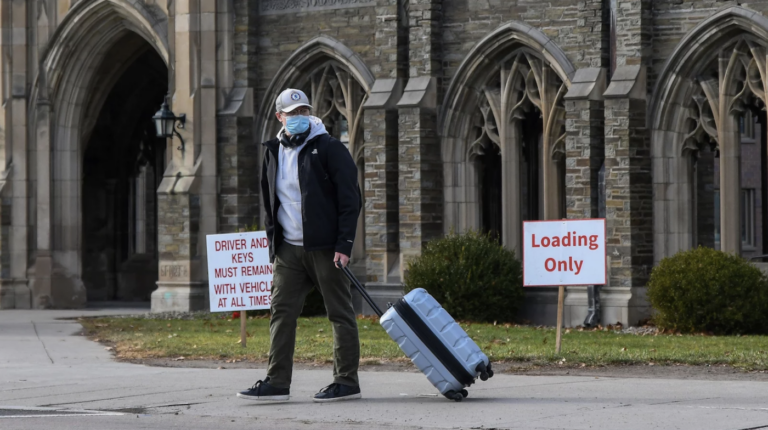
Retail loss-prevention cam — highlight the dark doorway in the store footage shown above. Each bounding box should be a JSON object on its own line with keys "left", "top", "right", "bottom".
{"left": 478, "top": 142, "right": 502, "bottom": 242}
{"left": 82, "top": 44, "right": 168, "bottom": 302}
{"left": 522, "top": 110, "right": 544, "bottom": 221}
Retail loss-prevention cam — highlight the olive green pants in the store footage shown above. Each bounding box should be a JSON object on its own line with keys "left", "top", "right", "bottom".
{"left": 266, "top": 243, "right": 360, "bottom": 388}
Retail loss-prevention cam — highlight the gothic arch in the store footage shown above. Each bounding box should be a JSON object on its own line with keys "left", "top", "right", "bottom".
{"left": 650, "top": 6, "right": 768, "bottom": 263}
{"left": 30, "top": 0, "right": 169, "bottom": 302}
{"left": 439, "top": 21, "right": 574, "bottom": 254}
{"left": 37, "top": 0, "right": 169, "bottom": 118}
{"left": 650, "top": 6, "right": 768, "bottom": 130}
{"left": 440, "top": 21, "right": 575, "bottom": 140}
{"left": 257, "top": 36, "right": 373, "bottom": 162}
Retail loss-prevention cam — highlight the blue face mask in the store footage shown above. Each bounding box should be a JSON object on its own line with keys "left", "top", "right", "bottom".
{"left": 285, "top": 115, "right": 310, "bottom": 135}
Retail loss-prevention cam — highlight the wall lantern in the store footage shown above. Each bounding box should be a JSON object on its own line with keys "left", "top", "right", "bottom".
{"left": 152, "top": 95, "right": 186, "bottom": 150}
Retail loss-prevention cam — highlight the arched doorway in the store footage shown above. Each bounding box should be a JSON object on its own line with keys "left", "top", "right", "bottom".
{"left": 81, "top": 38, "right": 168, "bottom": 302}
{"left": 32, "top": 1, "right": 170, "bottom": 307}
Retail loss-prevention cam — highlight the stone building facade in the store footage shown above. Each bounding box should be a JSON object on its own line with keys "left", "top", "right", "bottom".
{"left": 2, "top": 0, "right": 768, "bottom": 326}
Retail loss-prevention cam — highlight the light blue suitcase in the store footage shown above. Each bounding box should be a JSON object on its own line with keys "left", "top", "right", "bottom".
{"left": 339, "top": 264, "right": 493, "bottom": 401}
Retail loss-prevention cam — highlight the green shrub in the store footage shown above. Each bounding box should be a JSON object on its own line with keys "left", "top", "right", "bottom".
{"left": 647, "top": 246, "right": 768, "bottom": 334}
{"left": 404, "top": 230, "right": 523, "bottom": 323}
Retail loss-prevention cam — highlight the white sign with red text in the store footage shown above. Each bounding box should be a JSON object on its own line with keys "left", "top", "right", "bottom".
{"left": 523, "top": 219, "right": 606, "bottom": 287}
{"left": 206, "top": 231, "right": 273, "bottom": 312}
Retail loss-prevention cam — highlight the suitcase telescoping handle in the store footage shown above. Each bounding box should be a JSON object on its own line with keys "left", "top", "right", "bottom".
{"left": 336, "top": 262, "right": 384, "bottom": 317}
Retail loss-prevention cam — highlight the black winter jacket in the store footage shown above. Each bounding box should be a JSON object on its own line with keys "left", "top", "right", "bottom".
{"left": 260, "top": 131, "right": 361, "bottom": 263}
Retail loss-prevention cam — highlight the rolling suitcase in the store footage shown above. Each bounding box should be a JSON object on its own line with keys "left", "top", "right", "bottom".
{"left": 338, "top": 263, "right": 494, "bottom": 401}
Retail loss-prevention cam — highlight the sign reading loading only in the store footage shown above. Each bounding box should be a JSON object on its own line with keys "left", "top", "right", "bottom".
{"left": 523, "top": 219, "right": 606, "bottom": 287}
{"left": 206, "top": 231, "right": 273, "bottom": 312}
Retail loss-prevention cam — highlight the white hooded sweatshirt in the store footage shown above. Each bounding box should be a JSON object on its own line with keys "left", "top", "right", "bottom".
{"left": 275, "top": 116, "right": 328, "bottom": 246}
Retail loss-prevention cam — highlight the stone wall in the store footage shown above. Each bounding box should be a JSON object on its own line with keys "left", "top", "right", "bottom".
{"left": 360, "top": 0, "right": 404, "bottom": 283}
{"left": 157, "top": 193, "right": 200, "bottom": 264}
{"left": 214, "top": 0, "right": 259, "bottom": 234}
{"left": 605, "top": 97, "right": 653, "bottom": 287}
{"left": 235, "top": 0, "right": 259, "bottom": 88}
{"left": 566, "top": 98, "right": 605, "bottom": 220}
{"left": 363, "top": 108, "right": 400, "bottom": 282}
{"left": 650, "top": 1, "right": 741, "bottom": 91}
{"left": 254, "top": 5, "right": 378, "bottom": 112}
{"left": 441, "top": 0, "right": 607, "bottom": 87}
{"left": 217, "top": 116, "right": 260, "bottom": 232}
{"left": 397, "top": 107, "right": 443, "bottom": 261}
{"left": 153, "top": 192, "right": 205, "bottom": 312}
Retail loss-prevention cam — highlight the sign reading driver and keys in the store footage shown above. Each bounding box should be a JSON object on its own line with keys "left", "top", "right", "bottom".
{"left": 523, "top": 219, "right": 606, "bottom": 287}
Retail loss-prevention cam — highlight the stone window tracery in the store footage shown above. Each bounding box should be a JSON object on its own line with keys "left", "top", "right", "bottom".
{"left": 301, "top": 61, "right": 367, "bottom": 162}
{"left": 467, "top": 51, "right": 567, "bottom": 244}
{"left": 681, "top": 38, "right": 768, "bottom": 257}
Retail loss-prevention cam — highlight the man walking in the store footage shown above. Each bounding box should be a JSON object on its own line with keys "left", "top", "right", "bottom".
{"left": 237, "top": 88, "right": 362, "bottom": 403}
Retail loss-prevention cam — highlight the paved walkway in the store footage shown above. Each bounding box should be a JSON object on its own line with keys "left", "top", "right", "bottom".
{"left": 1, "top": 309, "right": 767, "bottom": 430}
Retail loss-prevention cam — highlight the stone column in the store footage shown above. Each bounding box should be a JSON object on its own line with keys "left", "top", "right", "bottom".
{"left": 0, "top": 1, "right": 14, "bottom": 308}
{"left": 562, "top": 68, "right": 606, "bottom": 326}
{"left": 397, "top": 83, "right": 441, "bottom": 276}
{"left": 363, "top": 82, "right": 402, "bottom": 283}
{"left": 540, "top": 66, "right": 568, "bottom": 222}
{"left": 216, "top": 0, "right": 257, "bottom": 234}
{"left": 362, "top": 0, "right": 405, "bottom": 285}
{"left": 718, "top": 83, "right": 743, "bottom": 256}
{"left": 153, "top": 0, "right": 220, "bottom": 312}
{"left": 501, "top": 124, "right": 523, "bottom": 255}
{"left": 395, "top": 0, "right": 442, "bottom": 279}
{"left": 32, "top": 89, "right": 52, "bottom": 308}
{"left": 216, "top": 111, "right": 257, "bottom": 232}
{"left": 595, "top": 0, "right": 653, "bottom": 326}
{"left": 0, "top": 0, "right": 32, "bottom": 309}
{"left": 198, "top": 0, "right": 220, "bottom": 245}
{"left": 602, "top": 65, "right": 652, "bottom": 326}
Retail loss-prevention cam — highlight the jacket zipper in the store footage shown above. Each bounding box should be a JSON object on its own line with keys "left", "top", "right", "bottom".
{"left": 297, "top": 143, "right": 310, "bottom": 223}
{"left": 271, "top": 146, "right": 280, "bottom": 221}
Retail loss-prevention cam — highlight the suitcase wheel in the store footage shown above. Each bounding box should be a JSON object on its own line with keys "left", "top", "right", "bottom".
{"left": 460, "top": 389, "right": 469, "bottom": 398}
{"left": 476, "top": 362, "right": 494, "bottom": 381}
{"left": 444, "top": 390, "right": 464, "bottom": 402}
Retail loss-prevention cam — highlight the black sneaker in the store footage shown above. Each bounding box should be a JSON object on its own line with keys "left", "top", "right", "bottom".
{"left": 237, "top": 378, "right": 290, "bottom": 401}
{"left": 313, "top": 383, "right": 362, "bottom": 403}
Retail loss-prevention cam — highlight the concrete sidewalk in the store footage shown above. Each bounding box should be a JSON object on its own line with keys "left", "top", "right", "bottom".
{"left": 1, "top": 309, "right": 767, "bottom": 430}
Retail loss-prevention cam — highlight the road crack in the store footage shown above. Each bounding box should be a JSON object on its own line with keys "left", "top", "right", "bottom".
{"left": 31, "top": 321, "right": 54, "bottom": 364}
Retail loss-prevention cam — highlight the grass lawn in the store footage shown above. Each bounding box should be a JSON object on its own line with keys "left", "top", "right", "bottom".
{"left": 80, "top": 315, "right": 768, "bottom": 371}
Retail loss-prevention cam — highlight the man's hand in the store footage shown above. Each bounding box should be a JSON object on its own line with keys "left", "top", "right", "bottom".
{"left": 334, "top": 252, "right": 350, "bottom": 268}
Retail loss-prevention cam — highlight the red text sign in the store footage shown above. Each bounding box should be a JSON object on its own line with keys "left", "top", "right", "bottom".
{"left": 523, "top": 219, "right": 606, "bottom": 287}
{"left": 206, "top": 232, "right": 272, "bottom": 311}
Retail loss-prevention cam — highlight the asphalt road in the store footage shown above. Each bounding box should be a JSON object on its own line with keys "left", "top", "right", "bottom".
{"left": 1, "top": 308, "right": 767, "bottom": 430}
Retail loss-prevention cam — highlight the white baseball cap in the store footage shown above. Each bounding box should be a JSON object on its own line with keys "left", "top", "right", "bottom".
{"left": 275, "top": 88, "right": 313, "bottom": 113}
